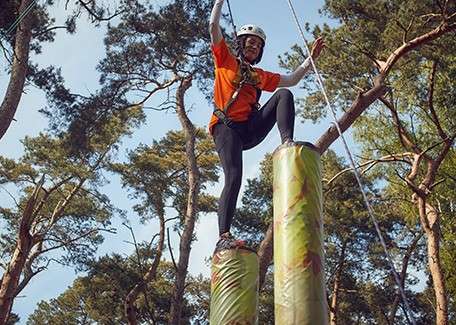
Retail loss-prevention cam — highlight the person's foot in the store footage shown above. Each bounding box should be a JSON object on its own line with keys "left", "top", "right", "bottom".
{"left": 214, "top": 232, "right": 248, "bottom": 252}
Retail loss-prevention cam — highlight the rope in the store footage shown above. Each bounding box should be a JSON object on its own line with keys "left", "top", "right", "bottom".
{"left": 284, "top": 0, "right": 417, "bottom": 324}
{"left": 225, "top": 0, "right": 237, "bottom": 38}
{"left": 226, "top": 0, "right": 245, "bottom": 62}
{"left": 1, "top": 0, "right": 38, "bottom": 41}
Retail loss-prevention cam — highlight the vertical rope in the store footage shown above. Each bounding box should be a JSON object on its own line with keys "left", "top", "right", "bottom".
{"left": 225, "top": 0, "right": 245, "bottom": 61}
{"left": 284, "top": 0, "right": 416, "bottom": 324}
{"left": 2, "top": 0, "right": 38, "bottom": 41}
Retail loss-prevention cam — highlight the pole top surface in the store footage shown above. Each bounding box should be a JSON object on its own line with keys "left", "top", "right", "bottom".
{"left": 273, "top": 141, "right": 320, "bottom": 156}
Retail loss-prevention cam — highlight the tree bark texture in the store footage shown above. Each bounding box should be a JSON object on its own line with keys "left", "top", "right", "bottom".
{"left": 0, "top": 180, "right": 41, "bottom": 324}
{"left": 329, "top": 241, "right": 347, "bottom": 325}
{"left": 418, "top": 199, "right": 448, "bottom": 325}
{"left": 168, "top": 77, "right": 200, "bottom": 325}
{"left": 0, "top": 0, "right": 34, "bottom": 141}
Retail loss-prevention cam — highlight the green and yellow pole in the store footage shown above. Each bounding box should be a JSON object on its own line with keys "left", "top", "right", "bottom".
{"left": 210, "top": 248, "right": 259, "bottom": 325}
{"left": 273, "top": 142, "right": 328, "bottom": 325}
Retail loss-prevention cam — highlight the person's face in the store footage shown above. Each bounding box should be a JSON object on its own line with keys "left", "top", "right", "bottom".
{"left": 243, "top": 35, "right": 263, "bottom": 63}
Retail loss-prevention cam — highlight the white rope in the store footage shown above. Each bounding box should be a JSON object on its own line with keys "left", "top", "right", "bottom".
{"left": 2, "top": 0, "right": 38, "bottom": 41}
{"left": 284, "top": 1, "right": 417, "bottom": 324}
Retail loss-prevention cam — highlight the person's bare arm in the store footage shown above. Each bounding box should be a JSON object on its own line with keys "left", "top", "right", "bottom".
{"left": 209, "top": 0, "right": 224, "bottom": 45}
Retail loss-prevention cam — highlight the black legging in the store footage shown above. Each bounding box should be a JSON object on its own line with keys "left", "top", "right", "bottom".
{"left": 212, "top": 88, "right": 295, "bottom": 235}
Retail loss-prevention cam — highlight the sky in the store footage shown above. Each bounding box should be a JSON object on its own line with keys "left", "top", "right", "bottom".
{"left": 0, "top": 0, "right": 362, "bottom": 322}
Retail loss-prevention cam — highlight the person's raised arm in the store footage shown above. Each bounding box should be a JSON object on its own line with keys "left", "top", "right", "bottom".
{"left": 278, "top": 37, "right": 325, "bottom": 87}
{"left": 209, "top": 0, "right": 224, "bottom": 45}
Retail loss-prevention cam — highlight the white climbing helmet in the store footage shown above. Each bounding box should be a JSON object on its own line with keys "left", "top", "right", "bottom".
{"left": 237, "top": 24, "right": 266, "bottom": 44}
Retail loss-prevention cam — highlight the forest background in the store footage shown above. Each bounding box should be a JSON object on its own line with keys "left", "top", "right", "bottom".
{"left": 0, "top": 0, "right": 455, "bottom": 324}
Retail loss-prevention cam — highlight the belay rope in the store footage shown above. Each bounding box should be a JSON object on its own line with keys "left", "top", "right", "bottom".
{"left": 284, "top": 0, "right": 417, "bottom": 324}
{"left": 1, "top": 0, "right": 38, "bottom": 41}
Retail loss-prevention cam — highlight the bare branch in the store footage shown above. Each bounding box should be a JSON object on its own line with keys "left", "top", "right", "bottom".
{"left": 0, "top": 185, "right": 20, "bottom": 208}
{"left": 37, "top": 228, "right": 116, "bottom": 256}
{"left": 0, "top": 40, "right": 13, "bottom": 65}
{"left": 136, "top": 78, "right": 180, "bottom": 106}
{"left": 32, "top": 25, "right": 69, "bottom": 38}
{"left": 77, "top": 0, "right": 125, "bottom": 22}
{"left": 388, "top": 230, "right": 423, "bottom": 325}
{"left": 395, "top": 17, "right": 415, "bottom": 44}
{"left": 430, "top": 178, "right": 446, "bottom": 190}
{"left": 167, "top": 227, "right": 178, "bottom": 272}
{"left": 324, "top": 153, "right": 414, "bottom": 186}
{"left": 380, "top": 21, "right": 456, "bottom": 77}
{"left": 123, "top": 222, "right": 146, "bottom": 274}
{"left": 426, "top": 61, "right": 447, "bottom": 140}
{"left": 340, "top": 38, "right": 380, "bottom": 68}
{"left": 379, "top": 95, "right": 427, "bottom": 157}
{"left": 423, "top": 134, "right": 456, "bottom": 188}
{"left": 165, "top": 216, "right": 181, "bottom": 224}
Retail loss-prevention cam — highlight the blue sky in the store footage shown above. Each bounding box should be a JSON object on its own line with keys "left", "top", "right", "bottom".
{"left": 0, "top": 0, "right": 356, "bottom": 322}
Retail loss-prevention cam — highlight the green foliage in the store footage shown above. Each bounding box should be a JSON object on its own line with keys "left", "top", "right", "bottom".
{"left": 99, "top": 0, "right": 213, "bottom": 98}
{"left": 111, "top": 128, "right": 219, "bottom": 226}
{"left": 322, "top": 151, "right": 427, "bottom": 324}
{"left": 231, "top": 153, "right": 273, "bottom": 245}
{"left": 0, "top": 84, "right": 142, "bottom": 283}
{"left": 280, "top": 2, "right": 455, "bottom": 321}
{"left": 232, "top": 150, "right": 429, "bottom": 323}
{"left": 258, "top": 271, "right": 274, "bottom": 325}
{"left": 279, "top": 0, "right": 455, "bottom": 126}
{"left": 27, "top": 252, "right": 210, "bottom": 324}
{"left": 0, "top": 132, "right": 119, "bottom": 272}
{"left": 0, "top": 0, "right": 114, "bottom": 114}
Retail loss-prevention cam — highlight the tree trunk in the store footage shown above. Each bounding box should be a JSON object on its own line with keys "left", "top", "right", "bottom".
{"left": 168, "top": 77, "right": 200, "bottom": 325}
{"left": 257, "top": 224, "right": 273, "bottom": 290}
{"left": 329, "top": 241, "right": 347, "bottom": 325}
{"left": 125, "top": 212, "right": 166, "bottom": 325}
{"left": 418, "top": 198, "right": 448, "bottom": 325}
{"left": 0, "top": 238, "right": 33, "bottom": 324}
{"left": 0, "top": 180, "right": 41, "bottom": 324}
{"left": 388, "top": 233, "right": 422, "bottom": 324}
{"left": 0, "top": 0, "right": 34, "bottom": 141}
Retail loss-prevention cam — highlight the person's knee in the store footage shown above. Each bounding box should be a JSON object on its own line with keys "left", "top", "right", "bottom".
{"left": 276, "top": 88, "right": 293, "bottom": 100}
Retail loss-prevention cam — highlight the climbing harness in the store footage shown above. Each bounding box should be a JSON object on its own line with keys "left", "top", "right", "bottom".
{"left": 213, "top": 0, "right": 262, "bottom": 128}
{"left": 213, "top": 60, "right": 262, "bottom": 127}
{"left": 284, "top": 0, "right": 416, "bottom": 324}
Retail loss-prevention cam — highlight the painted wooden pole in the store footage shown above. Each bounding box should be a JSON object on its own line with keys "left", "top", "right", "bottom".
{"left": 210, "top": 248, "right": 259, "bottom": 325}
{"left": 273, "top": 142, "right": 328, "bottom": 325}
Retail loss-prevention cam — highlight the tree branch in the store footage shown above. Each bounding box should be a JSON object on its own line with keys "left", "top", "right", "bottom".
{"left": 77, "top": 0, "right": 124, "bottom": 22}
{"left": 315, "top": 82, "right": 388, "bottom": 154}
{"left": 380, "top": 21, "right": 456, "bottom": 77}
{"left": 37, "top": 228, "right": 115, "bottom": 256}
{"left": 32, "top": 25, "right": 69, "bottom": 38}
{"left": 324, "top": 153, "right": 414, "bottom": 186}
{"left": 167, "top": 227, "right": 178, "bottom": 272}
{"left": 426, "top": 61, "right": 447, "bottom": 140}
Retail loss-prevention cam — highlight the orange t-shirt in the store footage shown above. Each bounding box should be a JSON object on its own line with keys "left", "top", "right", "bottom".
{"left": 209, "top": 39, "right": 280, "bottom": 133}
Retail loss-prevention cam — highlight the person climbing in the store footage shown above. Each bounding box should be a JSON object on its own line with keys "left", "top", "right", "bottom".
{"left": 209, "top": 0, "right": 325, "bottom": 251}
